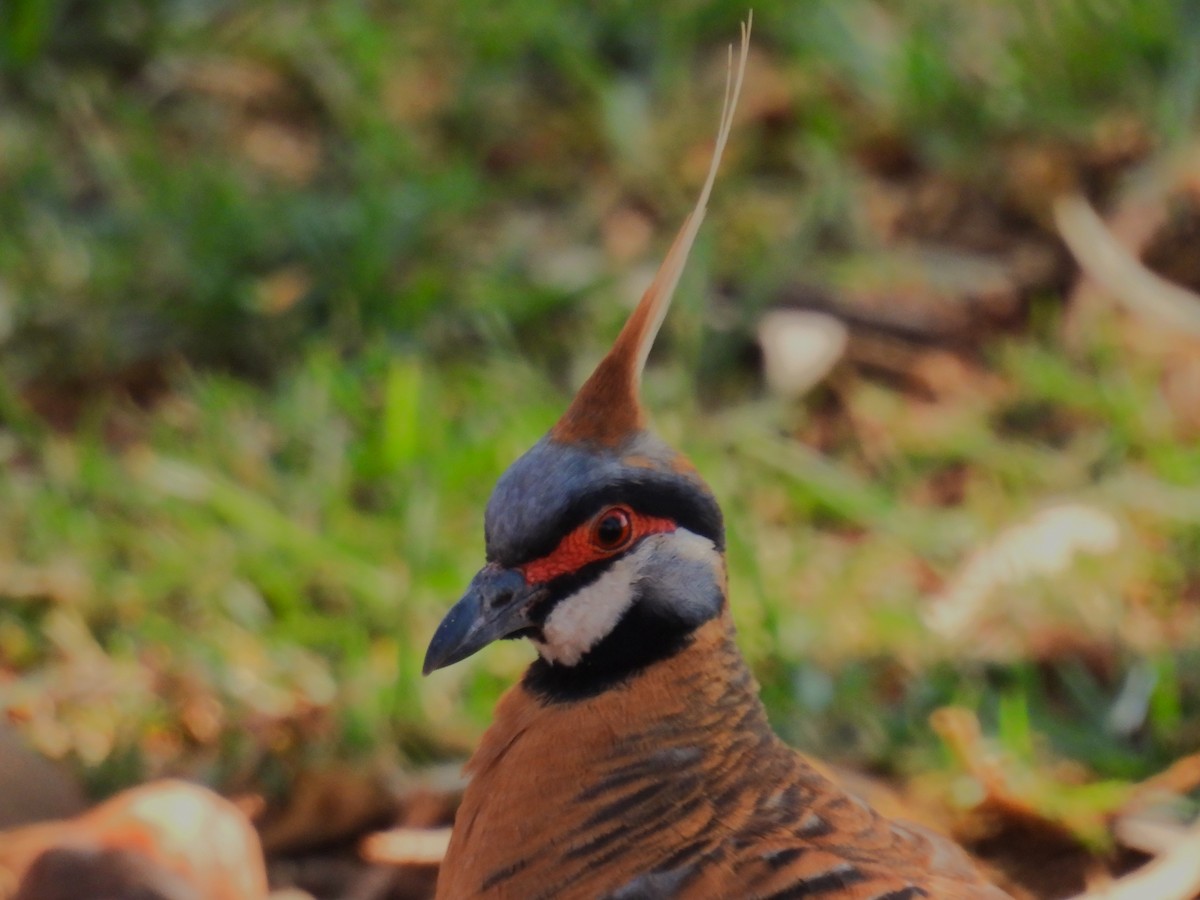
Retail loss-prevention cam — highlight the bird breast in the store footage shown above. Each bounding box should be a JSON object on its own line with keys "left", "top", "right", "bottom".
{"left": 435, "top": 611, "right": 1009, "bottom": 899}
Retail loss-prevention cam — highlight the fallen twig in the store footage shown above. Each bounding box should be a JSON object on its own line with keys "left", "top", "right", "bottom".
{"left": 1054, "top": 192, "right": 1200, "bottom": 336}
{"left": 360, "top": 827, "right": 452, "bottom": 868}
{"left": 1114, "top": 814, "right": 1190, "bottom": 857}
{"left": 1067, "top": 819, "right": 1200, "bottom": 900}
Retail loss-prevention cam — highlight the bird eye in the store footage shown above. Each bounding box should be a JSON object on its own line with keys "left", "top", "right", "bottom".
{"left": 591, "top": 506, "right": 634, "bottom": 552}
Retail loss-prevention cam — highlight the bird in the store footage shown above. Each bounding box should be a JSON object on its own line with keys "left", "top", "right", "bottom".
{"left": 423, "top": 18, "right": 1010, "bottom": 900}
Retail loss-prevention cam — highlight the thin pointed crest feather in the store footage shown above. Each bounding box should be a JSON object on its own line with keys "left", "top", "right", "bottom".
{"left": 552, "top": 14, "right": 751, "bottom": 446}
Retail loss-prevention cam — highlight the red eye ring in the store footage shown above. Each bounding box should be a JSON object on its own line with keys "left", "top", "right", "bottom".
{"left": 590, "top": 505, "right": 634, "bottom": 553}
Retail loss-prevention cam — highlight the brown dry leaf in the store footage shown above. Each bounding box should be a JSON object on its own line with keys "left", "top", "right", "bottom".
{"left": 0, "top": 780, "right": 268, "bottom": 900}
{"left": 0, "top": 559, "right": 89, "bottom": 606}
{"left": 729, "top": 46, "right": 794, "bottom": 126}
{"left": 176, "top": 58, "right": 292, "bottom": 108}
{"left": 258, "top": 767, "right": 398, "bottom": 856}
{"left": 5, "top": 611, "right": 160, "bottom": 766}
{"left": 1140, "top": 186, "right": 1200, "bottom": 292}
{"left": 930, "top": 707, "right": 1125, "bottom": 840}
{"left": 905, "top": 348, "right": 1004, "bottom": 405}
{"left": 239, "top": 121, "right": 322, "bottom": 184}
{"left": 383, "top": 63, "right": 456, "bottom": 127}
{"left": 930, "top": 707, "right": 1018, "bottom": 810}
{"left": 1004, "top": 143, "right": 1081, "bottom": 224}
{"left": 601, "top": 204, "right": 656, "bottom": 266}
{"left": 932, "top": 701, "right": 1200, "bottom": 900}
{"left": 929, "top": 708, "right": 1105, "bottom": 899}
{"left": 255, "top": 267, "right": 312, "bottom": 316}
{"left": 1161, "top": 351, "right": 1200, "bottom": 440}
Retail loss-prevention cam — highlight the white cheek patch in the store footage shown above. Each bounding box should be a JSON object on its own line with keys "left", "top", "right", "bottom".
{"left": 531, "top": 528, "right": 720, "bottom": 667}
{"left": 532, "top": 547, "right": 643, "bottom": 667}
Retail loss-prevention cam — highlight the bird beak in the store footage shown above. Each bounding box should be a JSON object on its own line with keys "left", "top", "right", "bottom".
{"left": 423, "top": 565, "right": 538, "bottom": 675}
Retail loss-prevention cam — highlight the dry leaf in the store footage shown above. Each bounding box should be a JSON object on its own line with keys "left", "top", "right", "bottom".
{"left": 0, "top": 780, "right": 267, "bottom": 900}
{"left": 240, "top": 122, "right": 322, "bottom": 184}
{"left": 258, "top": 768, "right": 398, "bottom": 856}
{"left": 255, "top": 267, "right": 312, "bottom": 316}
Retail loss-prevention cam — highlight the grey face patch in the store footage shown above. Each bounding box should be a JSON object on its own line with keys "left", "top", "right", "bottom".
{"left": 634, "top": 530, "right": 724, "bottom": 627}
{"left": 484, "top": 430, "right": 723, "bottom": 566}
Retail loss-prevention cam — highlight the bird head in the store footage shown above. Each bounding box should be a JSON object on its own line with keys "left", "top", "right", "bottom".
{"left": 423, "top": 20, "right": 750, "bottom": 695}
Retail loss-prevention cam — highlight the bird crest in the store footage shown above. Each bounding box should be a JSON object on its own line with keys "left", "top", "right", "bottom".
{"left": 551, "top": 16, "right": 751, "bottom": 447}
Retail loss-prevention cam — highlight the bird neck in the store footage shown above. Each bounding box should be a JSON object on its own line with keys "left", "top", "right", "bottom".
{"left": 521, "top": 594, "right": 712, "bottom": 703}
{"left": 441, "top": 608, "right": 799, "bottom": 899}
{"left": 467, "top": 606, "right": 782, "bottom": 785}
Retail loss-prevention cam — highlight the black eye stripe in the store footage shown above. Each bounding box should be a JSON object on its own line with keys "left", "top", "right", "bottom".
{"left": 501, "top": 478, "right": 723, "bottom": 568}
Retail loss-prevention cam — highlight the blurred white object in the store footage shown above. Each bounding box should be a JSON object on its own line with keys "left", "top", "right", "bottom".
{"left": 1055, "top": 193, "right": 1200, "bottom": 335}
{"left": 757, "top": 309, "right": 848, "bottom": 398}
{"left": 924, "top": 502, "right": 1121, "bottom": 640}
{"left": 1067, "top": 818, "right": 1200, "bottom": 900}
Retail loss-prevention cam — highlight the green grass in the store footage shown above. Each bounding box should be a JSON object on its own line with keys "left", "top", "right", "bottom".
{"left": 3, "top": 325, "right": 1199, "bottom": 804}
{"left": 2, "top": 0, "right": 1200, "bottom": 858}
{"left": 4, "top": 1, "right": 1196, "bottom": 379}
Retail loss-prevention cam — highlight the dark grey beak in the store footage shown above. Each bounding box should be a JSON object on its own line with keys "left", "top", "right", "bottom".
{"left": 422, "top": 565, "right": 538, "bottom": 675}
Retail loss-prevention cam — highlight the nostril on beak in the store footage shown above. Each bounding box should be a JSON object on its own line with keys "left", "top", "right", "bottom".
{"left": 488, "top": 588, "right": 514, "bottom": 610}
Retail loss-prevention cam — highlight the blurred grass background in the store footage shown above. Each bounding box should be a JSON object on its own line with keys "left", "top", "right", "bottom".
{"left": 2, "top": 0, "right": 1200, "bottom": 859}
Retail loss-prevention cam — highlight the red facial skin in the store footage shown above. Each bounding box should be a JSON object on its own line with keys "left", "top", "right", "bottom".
{"left": 519, "top": 507, "right": 676, "bottom": 585}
